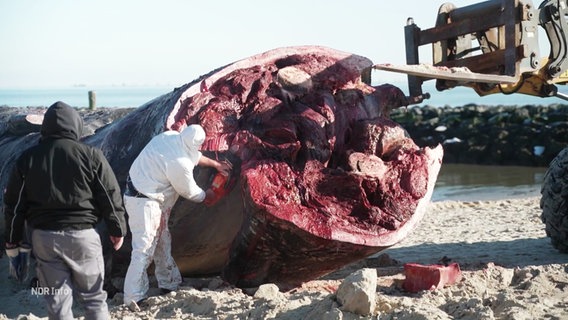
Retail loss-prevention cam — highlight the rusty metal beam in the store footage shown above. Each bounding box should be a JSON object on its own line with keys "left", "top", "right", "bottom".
{"left": 436, "top": 46, "right": 525, "bottom": 75}
{"left": 418, "top": 14, "right": 508, "bottom": 46}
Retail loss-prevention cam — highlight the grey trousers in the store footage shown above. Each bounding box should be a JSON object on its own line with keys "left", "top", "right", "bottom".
{"left": 32, "top": 228, "right": 109, "bottom": 320}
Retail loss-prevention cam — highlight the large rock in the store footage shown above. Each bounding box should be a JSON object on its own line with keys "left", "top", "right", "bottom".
{"left": 336, "top": 268, "right": 377, "bottom": 316}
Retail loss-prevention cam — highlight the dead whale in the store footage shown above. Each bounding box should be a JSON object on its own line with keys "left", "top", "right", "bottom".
{"left": 0, "top": 46, "right": 443, "bottom": 289}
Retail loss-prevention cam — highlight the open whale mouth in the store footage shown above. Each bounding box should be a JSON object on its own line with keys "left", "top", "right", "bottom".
{"left": 166, "top": 46, "right": 443, "bottom": 288}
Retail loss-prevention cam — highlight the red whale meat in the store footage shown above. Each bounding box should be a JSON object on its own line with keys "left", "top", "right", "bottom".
{"left": 163, "top": 46, "right": 443, "bottom": 288}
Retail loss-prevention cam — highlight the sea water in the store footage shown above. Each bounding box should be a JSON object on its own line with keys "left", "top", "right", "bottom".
{"left": 1, "top": 79, "right": 567, "bottom": 108}
{"left": 432, "top": 164, "right": 547, "bottom": 202}
{"left": 0, "top": 86, "right": 174, "bottom": 108}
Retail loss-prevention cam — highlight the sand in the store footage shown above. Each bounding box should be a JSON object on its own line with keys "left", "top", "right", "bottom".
{"left": 1, "top": 107, "right": 567, "bottom": 318}
{"left": 1, "top": 196, "right": 567, "bottom": 319}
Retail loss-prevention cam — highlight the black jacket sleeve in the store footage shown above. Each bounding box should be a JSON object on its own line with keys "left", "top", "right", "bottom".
{"left": 91, "top": 149, "right": 127, "bottom": 237}
{"left": 3, "top": 162, "right": 28, "bottom": 245}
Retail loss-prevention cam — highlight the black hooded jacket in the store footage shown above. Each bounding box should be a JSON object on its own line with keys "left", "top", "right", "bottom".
{"left": 4, "top": 101, "right": 127, "bottom": 244}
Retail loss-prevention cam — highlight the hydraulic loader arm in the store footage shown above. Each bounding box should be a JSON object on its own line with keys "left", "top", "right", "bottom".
{"left": 375, "top": 0, "right": 568, "bottom": 104}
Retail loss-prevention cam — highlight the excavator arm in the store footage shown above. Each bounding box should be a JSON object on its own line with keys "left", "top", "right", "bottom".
{"left": 375, "top": 0, "right": 568, "bottom": 104}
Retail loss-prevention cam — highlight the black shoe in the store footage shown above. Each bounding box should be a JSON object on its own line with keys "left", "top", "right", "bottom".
{"left": 159, "top": 288, "right": 172, "bottom": 295}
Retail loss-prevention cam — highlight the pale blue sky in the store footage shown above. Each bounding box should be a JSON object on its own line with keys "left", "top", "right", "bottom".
{"left": 0, "top": 0, "right": 547, "bottom": 89}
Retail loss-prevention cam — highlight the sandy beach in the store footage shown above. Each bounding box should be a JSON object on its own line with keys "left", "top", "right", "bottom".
{"left": 0, "top": 107, "right": 567, "bottom": 319}
{"left": 1, "top": 196, "right": 567, "bottom": 319}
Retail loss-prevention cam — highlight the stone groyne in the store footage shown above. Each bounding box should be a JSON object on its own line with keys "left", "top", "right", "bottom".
{"left": 2, "top": 104, "right": 566, "bottom": 167}
{"left": 390, "top": 104, "right": 568, "bottom": 167}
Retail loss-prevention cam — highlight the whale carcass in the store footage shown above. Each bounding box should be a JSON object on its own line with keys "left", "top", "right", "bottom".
{"left": 0, "top": 46, "right": 443, "bottom": 288}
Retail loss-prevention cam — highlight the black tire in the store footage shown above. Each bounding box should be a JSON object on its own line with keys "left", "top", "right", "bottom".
{"left": 540, "top": 147, "right": 568, "bottom": 253}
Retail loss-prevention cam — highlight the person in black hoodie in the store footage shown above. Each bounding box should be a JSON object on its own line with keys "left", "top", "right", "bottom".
{"left": 3, "top": 101, "right": 127, "bottom": 320}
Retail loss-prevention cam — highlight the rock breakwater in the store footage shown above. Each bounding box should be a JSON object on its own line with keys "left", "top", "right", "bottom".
{"left": 391, "top": 103, "right": 568, "bottom": 167}
{"left": 2, "top": 103, "right": 567, "bottom": 167}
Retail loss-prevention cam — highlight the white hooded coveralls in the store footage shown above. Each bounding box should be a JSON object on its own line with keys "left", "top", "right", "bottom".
{"left": 123, "top": 125, "right": 206, "bottom": 305}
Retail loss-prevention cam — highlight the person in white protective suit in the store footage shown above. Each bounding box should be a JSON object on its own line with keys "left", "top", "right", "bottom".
{"left": 122, "top": 124, "right": 231, "bottom": 311}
